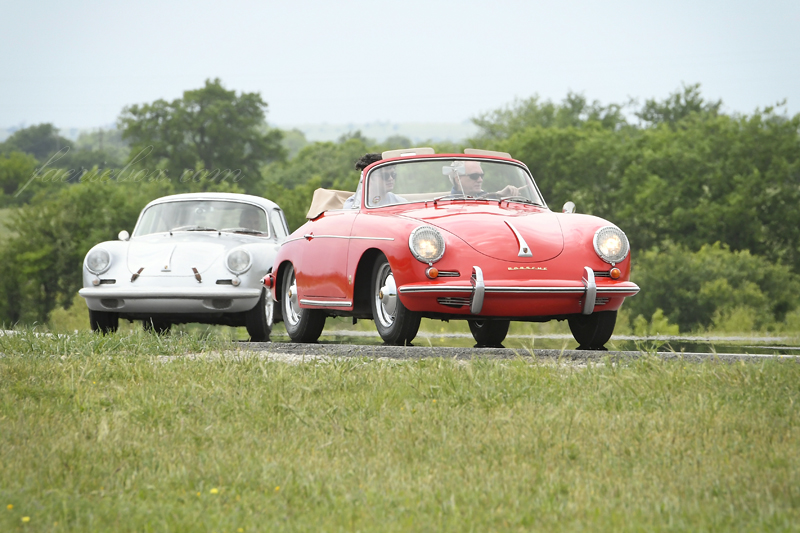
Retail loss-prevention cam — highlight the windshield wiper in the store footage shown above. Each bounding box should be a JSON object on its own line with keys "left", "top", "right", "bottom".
{"left": 500, "top": 196, "right": 539, "bottom": 205}
{"left": 170, "top": 225, "right": 218, "bottom": 232}
{"left": 219, "top": 227, "right": 267, "bottom": 235}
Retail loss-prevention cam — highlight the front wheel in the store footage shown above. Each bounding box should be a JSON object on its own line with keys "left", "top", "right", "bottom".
{"left": 371, "top": 255, "right": 421, "bottom": 345}
{"left": 89, "top": 309, "right": 118, "bottom": 334}
{"left": 468, "top": 319, "right": 510, "bottom": 347}
{"left": 568, "top": 310, "right": 617, "bottom": 350}
{"left": 245, "top": 288, "right": 273, "bottom": 342}
{"left": 282, "top": 264, "right": 326, "bottom": 343}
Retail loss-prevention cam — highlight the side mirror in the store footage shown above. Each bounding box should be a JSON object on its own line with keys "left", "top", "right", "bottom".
{"left": 562, "top": 201, "right": 575, "bottom": 214}
{"left": 118, "top": 230, "right": 130, "bottom": 241}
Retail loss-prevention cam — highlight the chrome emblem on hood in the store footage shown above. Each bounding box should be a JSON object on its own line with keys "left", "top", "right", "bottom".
{"left": 508, "top": 266, "right": 547, "bottom": 271}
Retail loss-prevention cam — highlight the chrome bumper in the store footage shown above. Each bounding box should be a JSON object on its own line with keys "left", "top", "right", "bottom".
{"left": 399, "top": 265, "right": 639, "bottom": 315}
{"left": 79, "top": 287, "right": 261, "bottom": 300}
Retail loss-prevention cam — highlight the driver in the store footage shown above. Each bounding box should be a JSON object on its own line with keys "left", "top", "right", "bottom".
{"left": 238, "top": 207, "right": 266, "bottom": 232}
{"left": 449, "top": 161, "right": 523, "bottom": 198}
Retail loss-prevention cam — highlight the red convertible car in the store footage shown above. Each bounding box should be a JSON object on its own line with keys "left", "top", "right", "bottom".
{"left": 266, "top": 148, "right": 639, "bottom": 349}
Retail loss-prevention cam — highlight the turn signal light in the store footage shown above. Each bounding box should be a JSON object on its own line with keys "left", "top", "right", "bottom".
{"left": 261, "top": 273, "right": 275, "bottom": 289}
{"left": 609, "top": 267, "right": 621, "bottom": 279}
{"left": 425, "top": 267, "right": 439, "bottom": 279}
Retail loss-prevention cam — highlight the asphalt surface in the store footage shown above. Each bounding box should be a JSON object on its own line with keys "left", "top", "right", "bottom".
{"left": 247, "top": 341, "right": 799, "bottom": 364}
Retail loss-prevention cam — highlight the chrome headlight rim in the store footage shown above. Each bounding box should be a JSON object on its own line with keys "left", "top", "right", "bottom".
{"left": 593, "top": 226, "right": 630, "bottom": 264}
{"left": 225, "top": 248, "right": 252, "bottom": 275}
{"left": 408, "top": 225, "right": 446, "bottom": 264}
{"left": 85, "top": 248, "right": 112, "bottom": 275}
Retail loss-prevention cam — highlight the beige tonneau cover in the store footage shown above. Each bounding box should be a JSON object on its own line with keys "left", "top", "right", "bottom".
{"left": 306, "top": 188, "right": 353, "bottom": 219}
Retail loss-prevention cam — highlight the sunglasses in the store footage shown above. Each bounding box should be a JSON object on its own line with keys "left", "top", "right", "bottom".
{"left": 466, "top": 173, "right": 484, "bottom": 181}
{"left": 382, "top": 171, "right": 397, "bottom": 180}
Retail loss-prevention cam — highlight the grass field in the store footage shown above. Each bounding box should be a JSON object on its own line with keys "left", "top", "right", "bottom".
{"left": 1, "top": 329, "right": 799, "bottom": 531}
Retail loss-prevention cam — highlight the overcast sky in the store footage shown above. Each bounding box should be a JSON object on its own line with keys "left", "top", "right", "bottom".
{"left": 1, "top": 0, "right": 798, "bottom": 132}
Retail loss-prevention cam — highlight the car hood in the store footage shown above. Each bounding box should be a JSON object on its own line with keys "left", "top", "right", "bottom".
{"left": 126, "top": 232, "right": 251, "bottom": 276}
{"left": 397, "top": 203, "right": 564, "bottom": 262}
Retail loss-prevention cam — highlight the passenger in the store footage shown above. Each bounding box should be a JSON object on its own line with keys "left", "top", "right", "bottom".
{"left": 343, "top": 153, "right": 382, "bottom": 209}
{"left": 367, "top": 165, "right": 406, "bottom": 206}
{"left": 449, "top": 161, "right": 524, "bottom": 198}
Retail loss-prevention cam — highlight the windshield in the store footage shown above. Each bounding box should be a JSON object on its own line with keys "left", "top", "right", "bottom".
{"left": 364, "top": 159, "right": 544, "bottom": 208}
{"left": 134, "top": 200, "right": 270, "bottom": 237}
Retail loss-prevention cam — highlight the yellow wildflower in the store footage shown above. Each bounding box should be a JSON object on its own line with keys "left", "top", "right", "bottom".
{"left": 6, "top": 504, "right": 12, "bottom": 510}
{"left": 210, "top": 488, "right": 219, "bottom": 494}
{"left": 22, "top": 516, "right": 30, "bottom": 522}
{"left": 275, "top": 486, "right": 280, "bottom": 492}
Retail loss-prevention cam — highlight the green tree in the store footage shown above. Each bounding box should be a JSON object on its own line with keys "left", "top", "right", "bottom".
{"left": 472, "top": 92, "right": 629, "bottom": 141}
{"left": 0, "top": 181, "right": 166, "bottom": 325}
{"left": 0, "top": 151, "right": 40, "bottom": 206}
{"left": 0, "top": 123, "right": 73, "bottom": 161}
{"left": 636, "top": 83, "right": 722, "bottom": 127}
{"left": 626, "top": 242, "right": 800, "bottom": 332}
{"left": 119, "top": 78, "right": 285, "bottom": 194}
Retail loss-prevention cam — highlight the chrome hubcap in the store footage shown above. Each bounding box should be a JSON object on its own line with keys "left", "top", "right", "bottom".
{"left": 374, "top": 263, "right": 397, "bottom": 328}
{"left": 285, "top": 270, "right": 302, "bottom": 326}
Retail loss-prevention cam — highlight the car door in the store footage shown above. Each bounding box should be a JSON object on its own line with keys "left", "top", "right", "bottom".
{"left": 295, "top": 210, "right": 357, "bottom": 300}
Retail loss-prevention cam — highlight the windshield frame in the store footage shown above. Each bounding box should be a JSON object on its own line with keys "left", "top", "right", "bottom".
{"left": 362, "top": 156, "right": 548, "bottom": 211}
{"left": 132, "top": 198, "right": 272, "bottom": 238}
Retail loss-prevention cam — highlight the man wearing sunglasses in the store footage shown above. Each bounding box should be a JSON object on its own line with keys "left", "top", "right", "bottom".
{"left": 449, "top": 161, "right": 523, "bottom": 198}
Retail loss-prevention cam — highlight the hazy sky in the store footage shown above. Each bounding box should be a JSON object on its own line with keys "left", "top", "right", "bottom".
{"left": 1, "top": 0, "right": 798, "bottom": 131}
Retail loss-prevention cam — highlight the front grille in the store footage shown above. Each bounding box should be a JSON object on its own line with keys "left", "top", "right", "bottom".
{"left": 99, "top": 279, "right": 116, "bottom": 284}
{"left": 595, "top": 297, "right": 610, "bottom": 306}
{"left": 593, "top": 271, "right": 611, "bottom": 278}
{"left": 436, "top": 270, "right": 460, "bottom": 278}
{"left": 437, "top": 297, "right": 470, "bottom": 308}
{"left": 216, "top": 279, "right": 233, "bottom": 285}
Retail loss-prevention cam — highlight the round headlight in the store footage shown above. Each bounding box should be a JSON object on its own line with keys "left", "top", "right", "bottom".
{"left": 593, "top": 226, "right": 630, "bottom": 264}
{"left": 409, "top": 226, "right": 445, "bottom": 264}
{"left": 226, "top": 249, "right": 252, "bottom": 274}
{"left": 86, "top": 248, "right": 111, "bottom": 274}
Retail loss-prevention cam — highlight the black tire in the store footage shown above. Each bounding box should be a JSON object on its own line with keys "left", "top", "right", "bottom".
{"left": 282, "top": 264, "right": 326, "bottom": 343}
{"left": 143, "top": 319, "right": 171, "bottom": 334}
{"left": 245, "top": 288, "right": 273, "bottom": 342}
{"left": 468, "top": 319, "right": 510, "bottom": 347}
{"left": 568, "top": 310, "right": 617, "bottom": 350}
{"left": 371, "top": 255, "right": 421, "bottom": 345}
{"left": 89, "top": 309, "right": 118, "bottom": 334}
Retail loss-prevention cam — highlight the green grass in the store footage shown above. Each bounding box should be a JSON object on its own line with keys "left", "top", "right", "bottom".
{"left": 1, "top": 330, "right": 799, "bottom": 531}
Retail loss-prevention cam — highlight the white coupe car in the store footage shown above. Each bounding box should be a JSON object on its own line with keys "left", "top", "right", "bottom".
{"left": 78, "top": 192, "right": 289, "bottom": 340}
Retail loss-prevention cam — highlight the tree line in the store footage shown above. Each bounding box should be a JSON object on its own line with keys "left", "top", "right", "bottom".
{"left": 1, "top": 80, "right": 798, "bottom": 334}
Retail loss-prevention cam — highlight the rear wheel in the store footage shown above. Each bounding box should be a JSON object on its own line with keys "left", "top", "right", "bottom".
{"left": 282, "top": 264, "right": 326, "bottom": 343}
{"left": 245, "top": 288, "right": 273, "bottom": 342}
{"left": 143, "top": 319, "right": 171, "bottom": 334}
{"left": 468, "top": 319, "right": 510, "bottom": 347}
{"left": 568, "top": 310, "right": 617, "bottom": 350}
{"left": 371, "top": 255, "right": 421, "bottom": 345}
{"left": 89, "top": 309, "right": 118, "bottom": 334}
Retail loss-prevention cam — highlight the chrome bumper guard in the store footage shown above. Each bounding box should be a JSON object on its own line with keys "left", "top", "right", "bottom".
{"left": 470, "top": 266, "right": 485, "bottom": 314}
{"left": 582, "top": 266, "right": 596, "bottom": 315}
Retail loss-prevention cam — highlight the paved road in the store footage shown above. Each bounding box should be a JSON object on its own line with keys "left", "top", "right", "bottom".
{"left": 247, "top": 341, "right": 799, "bottom": 364}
